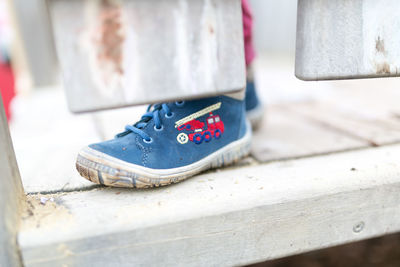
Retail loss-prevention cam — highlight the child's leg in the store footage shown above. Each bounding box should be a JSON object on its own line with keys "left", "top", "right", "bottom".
{"left": 241, "top": 0, "right": 263, "bottom": 128}
{"left": 242, "top": 0, "right": 255, "bottom": 67}
{"left": 223, "top": 0, "right": 256, "bottom": 102}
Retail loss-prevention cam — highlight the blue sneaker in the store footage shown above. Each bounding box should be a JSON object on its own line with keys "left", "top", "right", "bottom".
{"left": 245, "top": 80, "right": 264, "bottom": 129}
{"left": 76, "top": 96, "right": 252, "bottom": 188}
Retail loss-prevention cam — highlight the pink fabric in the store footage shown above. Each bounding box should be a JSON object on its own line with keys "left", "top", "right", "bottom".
{"left": 0, "top": 63, "right": 15, "bottom": 121}
{"left": 242, "top": 0, "right": 255, "bottom": 66}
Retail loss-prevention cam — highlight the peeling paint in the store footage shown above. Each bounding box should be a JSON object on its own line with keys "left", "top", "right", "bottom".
{"left": 297, "top": 0, "right": 400, "bottom": 79}
{"left": 364, "top": 1, "right": 400, "bottom": 77}
{"left": 97, "top": 0, "right": 124, "bottom": 75}
{"left": 81, "top": 0, "right": 126, "bottom": 98}
{"left": 375, "top": 36, "right": 386, "bottom": 55}
{"left": 50, "top": 0, "right": 245, "bottom": 112}
{"left": 374, "top": 36, "right": 391, "bottom": 74}
{"left": 376, "top": 62, "right": 390, "bottom": 74}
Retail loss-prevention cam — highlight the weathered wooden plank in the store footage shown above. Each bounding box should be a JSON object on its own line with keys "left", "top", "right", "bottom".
{"left": 296, "top": 0, "right": 400, "bottom": 80}
{"left": 0, "top": 95, "right": 24, "bottom": 267}
{"left": 9, "top": 88, "right": 97, "bottom": 193}
{"left": 48, "top": 0, "right": 245, "bottom": 113}
{"left": 288, "top": 99, "right": 400, "bottom": 146}
{"left": 251, "top": 105, "right": 366, "bottom": 162}
{"left": 19, "top": 144, "right": 400, "bottom": 266}
{"left": 321, "top": 79, "right": 400, "bottom": 116}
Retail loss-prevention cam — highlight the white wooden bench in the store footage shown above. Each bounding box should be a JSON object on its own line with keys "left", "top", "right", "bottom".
{"left": 48, "top": 0, "right": 245, "bottom": 113}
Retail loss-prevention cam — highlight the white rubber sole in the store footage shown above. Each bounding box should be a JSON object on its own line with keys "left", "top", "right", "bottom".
{"left": 76, "top": 121, "right": 252, "bottom": 188}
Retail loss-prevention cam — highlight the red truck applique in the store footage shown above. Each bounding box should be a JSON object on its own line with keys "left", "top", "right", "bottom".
{"left": 175, "top": 102, "right": 224, "bottom": 145}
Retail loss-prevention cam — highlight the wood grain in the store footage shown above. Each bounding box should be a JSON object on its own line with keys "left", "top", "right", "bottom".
{"left": 19, "top": 144, "right": 400, "bottom": 266}
{"left": 48, "top": 0, "right": 245, "bottom": 113}
{"left": 0, "top": 94, "right": 24, "bottom": 267}
{"left": 251, "top": 105, "right": 366, "bottom": 162}
{"left": 296, "top": 0, "right": 400, "bottom": 80}
{"left": 288, "top": 99, "right": 400, "bottom": 146}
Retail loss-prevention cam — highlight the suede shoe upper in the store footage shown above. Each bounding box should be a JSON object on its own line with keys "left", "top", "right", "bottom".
{"left": 89, "top": 95, "right": 247, "bottom": 169}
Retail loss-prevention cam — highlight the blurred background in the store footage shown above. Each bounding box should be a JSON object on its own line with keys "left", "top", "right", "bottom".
{"left": 1, "top": 0, "right": 400, "bottom": 266}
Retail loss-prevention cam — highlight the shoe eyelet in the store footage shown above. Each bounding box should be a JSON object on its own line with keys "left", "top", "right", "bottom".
{"left": 154, "top": 125, "right": 164, "bottom": 131}
{"left": 143, "top": 137, "right": 153, "bottom": 144}
{"left": 175, "top": 101, "right": 185, "bottom": 107}
{"left": 165, "top": 112, "right": 174, "bottom": 118}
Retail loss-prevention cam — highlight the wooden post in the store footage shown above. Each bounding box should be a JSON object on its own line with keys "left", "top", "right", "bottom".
{"left": 11, "top": 0, "right": 58, "bottom": 87}
{"left": 0, "top": 94, "right": 24, "bottom": 266}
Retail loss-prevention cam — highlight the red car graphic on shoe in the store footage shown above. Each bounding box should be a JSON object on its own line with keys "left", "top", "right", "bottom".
{"left": 177, "top": 113, "right": 224, "bottom": 144}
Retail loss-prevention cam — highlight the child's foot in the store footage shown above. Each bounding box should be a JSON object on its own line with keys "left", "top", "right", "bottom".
{"left": 245, "top": 80, "right": 264, "bottom": 129}
{"left": 76, "top": 96, "right": 252, "bottom": 188}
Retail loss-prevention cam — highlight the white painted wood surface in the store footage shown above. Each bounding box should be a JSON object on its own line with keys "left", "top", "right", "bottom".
{"left": 10, "top": 88, "right": 98, "bottom": 193}
{"left": 48, "top": 0, "right": 245, "bottom": 113}
{"left": 0, "top": 95, "right": 24, "bottom": 267}
{"left": 251, "top": 105, "right": 366, "bottom": 162}
{"left": 19, "top": 144, "right": 400, "bottom": 266}
{"left": 288, "top": 99, "right": 400, "bottom": 146}
{"left": 296, "top": 0, "right": 400, "bottom": 80}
